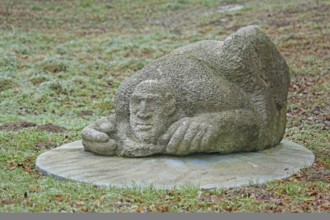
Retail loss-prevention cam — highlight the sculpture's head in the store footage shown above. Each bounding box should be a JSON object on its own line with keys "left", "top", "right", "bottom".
{"left": 129, "top": 80, "right": 176, "bottom": 144}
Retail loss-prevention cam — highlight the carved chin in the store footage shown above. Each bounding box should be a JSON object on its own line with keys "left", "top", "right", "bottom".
{"left": 133, "top": 130, "right": 155, "bottom": 143}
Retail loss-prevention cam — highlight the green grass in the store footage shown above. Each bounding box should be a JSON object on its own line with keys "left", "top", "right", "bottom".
{"left": 0, "top": 0, "right": 329, "bottom": 213}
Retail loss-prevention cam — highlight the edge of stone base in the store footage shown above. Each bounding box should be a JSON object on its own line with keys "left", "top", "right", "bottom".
{"left": 35, "top": 139, "right": 315, "bottom": 189}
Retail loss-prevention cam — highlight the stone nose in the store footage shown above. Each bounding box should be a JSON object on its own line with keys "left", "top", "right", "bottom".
{"left": 136, "top": 100, "right": 151, "bottom": 118}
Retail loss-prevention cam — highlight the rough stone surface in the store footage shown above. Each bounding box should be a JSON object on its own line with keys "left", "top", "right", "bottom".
{"left": 81, "top": 25, "right": 290, "bottom": 157}
{"left": 36, "top": 139, "right": 314, "bottom": 189}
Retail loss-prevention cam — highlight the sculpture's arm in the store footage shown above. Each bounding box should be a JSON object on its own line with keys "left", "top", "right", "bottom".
{"left": 81, "top": 114, "right": 117, "bottom": 155}
{"left": 161, "top": 109, "right": 261, "bottom": 155}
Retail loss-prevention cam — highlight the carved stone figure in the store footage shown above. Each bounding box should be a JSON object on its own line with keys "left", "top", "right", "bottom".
{"left": 82, "top": 25, "right": 290, "bottom": 157}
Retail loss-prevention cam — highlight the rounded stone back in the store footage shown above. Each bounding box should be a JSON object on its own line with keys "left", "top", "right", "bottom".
{"left": 173, "top": 26, "right": 290, "bottom": 149}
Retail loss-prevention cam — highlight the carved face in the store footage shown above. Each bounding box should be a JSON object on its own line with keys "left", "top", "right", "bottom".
{"left": 129, "top": 80, "right": 175, "bottom": 144}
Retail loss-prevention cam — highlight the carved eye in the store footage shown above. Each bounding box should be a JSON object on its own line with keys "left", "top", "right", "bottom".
{"left": 130, "top": 96, "right": 140, "bottom": 105}
{"left": 146, "top": 96, "right": 154, "bottom": 103}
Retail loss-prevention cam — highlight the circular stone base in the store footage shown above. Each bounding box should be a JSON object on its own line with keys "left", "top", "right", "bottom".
{"left": 36, "top": 139, "right": 314, "bottom": 189}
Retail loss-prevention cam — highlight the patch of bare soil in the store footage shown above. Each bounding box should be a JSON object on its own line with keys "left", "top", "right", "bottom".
{"left": 79, "top": 110, "right": 94, "bottom": 117}
{"left": 297, "top": 158, "right": 330, "bottom": 183}
{"left": 36, "top": 123, "right": 67, "bottom": 133}
{"left": 35, "top": 142, "right": 58, "bottom": 151}
{"left": 223, "top": 184, "right": 275, "bottom": 200}
{"left": 0, "top": 199, "right": 18, "bottom": 206}
{"left": 0, "top": 121, "right": 37, "bottom": 131}
{"left": 287, "top": 74, "right": 330, "bottom": 131}
{"left": 6, "top": 156, "right": 41, "bottom": 178}
{"left": 0, "top": 121, "right": 67, "bottom": 133}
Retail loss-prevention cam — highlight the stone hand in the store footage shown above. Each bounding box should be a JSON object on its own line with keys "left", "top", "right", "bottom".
{"left": 161, "top": 117, "right": 217, "bottom": 155}
{"left": 81, "top": 116, "right": 117, "bottom": 155}
{"left": 81, "top": 116, "right": 116, "bottom": 141}
{"left": 82, "top": 139, "right": 117, "bottom": 156}
{"left": 81, "top": 127, "right": 110, "bottom": 142}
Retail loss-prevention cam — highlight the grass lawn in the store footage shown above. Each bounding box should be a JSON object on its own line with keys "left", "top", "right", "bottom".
{"left": 0, "top": 0, "right": 329, "bottom": 212}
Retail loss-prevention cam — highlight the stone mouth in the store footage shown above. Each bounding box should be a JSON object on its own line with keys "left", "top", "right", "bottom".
{"left": 136, "top": 123, "right": 153, "bottom": 130}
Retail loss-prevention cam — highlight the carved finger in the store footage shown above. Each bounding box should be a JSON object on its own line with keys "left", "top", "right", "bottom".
{"left": 98, "top": 122, "right": 115, "bottom": 134}
{"left": 164, "top": 119, "right": 184, "bottom": 137}
{"left": 201, "top": 126, "right": 215, "bottom": 149}
{"left": 166, "top": 122, "right": 189, "bottom": 154}
{"left": 158, "top": 133, "right": 171, "bottom": 146}
{"left": 93, "top": 117, "right": 115, "bottom": 133}
{"left": 82, "top": 139, "right": 92, "bottom": 152}
{"left": 82, "top": 139, "right": 117, "bottom": 155}
{"left": 81, "top": 127, "right": 109, "bottom": 143}
{"left": 189, "top": 126, "right": 207, "bottom": 152}
{"left": 159, "top": 118, "right": 188, "bottom": 146}
{"left": 177, "top": 122, "right": 200, "bottom": 155}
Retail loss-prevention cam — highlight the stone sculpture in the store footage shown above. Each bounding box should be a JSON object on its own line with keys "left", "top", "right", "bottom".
{"left": 82, "top": 25, "right": 290, "bottom": 157}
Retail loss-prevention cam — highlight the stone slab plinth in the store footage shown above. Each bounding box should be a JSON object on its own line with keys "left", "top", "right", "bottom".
{"left": 36, "top": 139, "right": 314, "bottom": 189}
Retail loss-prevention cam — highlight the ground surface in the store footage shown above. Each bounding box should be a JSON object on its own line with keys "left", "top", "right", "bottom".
{"left": 0, "top": 0, "right": 329, "bottom": 213}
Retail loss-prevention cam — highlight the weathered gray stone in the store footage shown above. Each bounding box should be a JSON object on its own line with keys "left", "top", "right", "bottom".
{"left": 36, "top": 139, "right": 314, "bottom": 189}
{"left": 81, "top": 25, "right": 290, "bottom": 157}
